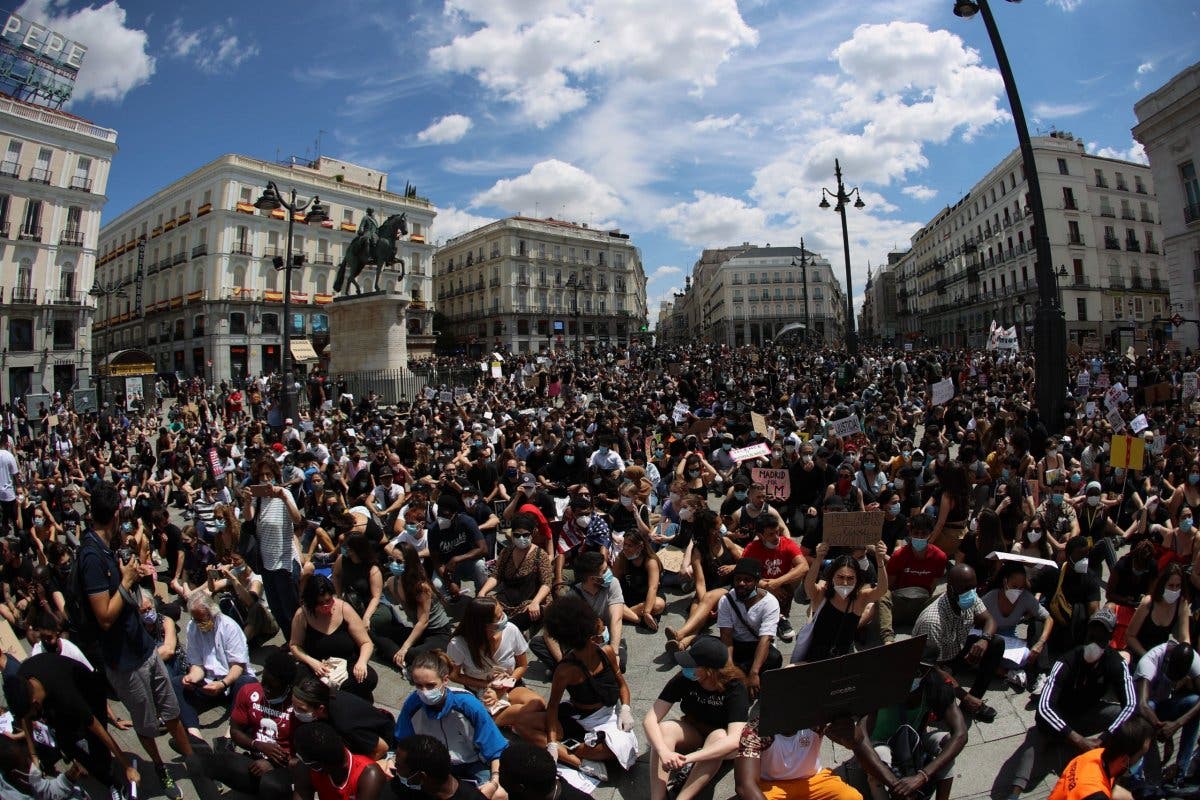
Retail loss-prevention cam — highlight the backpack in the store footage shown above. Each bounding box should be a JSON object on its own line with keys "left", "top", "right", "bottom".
{"left": 64, "top": 535, "right": 103, "bottom": 648}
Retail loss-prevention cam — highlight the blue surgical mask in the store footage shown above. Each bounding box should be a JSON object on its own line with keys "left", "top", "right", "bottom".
{"left": 722, "top": 443, "right": 732, "bottom": 451}
{"left": 1184, "top": 519, "right": 1195, "bottom": 532}
{"left": 910, "top": 537, "right": 928, "bottom": 552}
{"left": 1190, "top": 474, "right": 1200, "bottom": 486}
{"left": 405, "top": 524, "right": 419, "bottom": 536}
{"left": 654, "top": 449, "right": 664, "bottom": 458}
{"left": 120, "top": 521, "right": 133, "bottom": 534}
{"left": 418, "top": 687, "right": 445, "bottom": 706}
{"left": 956, "top": 589, "right": 977, "bottom": 610}
{"left": 888, "top": 503, "right": 901, "bottom": 516}
{"left": 924, "top": 506, "right": 938, "bottom": 518}
{"left": 597, "top": 446, "right": 608, "bottom": 456}
{"left": 681, "top": 667, "right": 698, "bottom": 681}
{"left": 388, "top": 561, "right": 405, "bottom": 577}
{"left": 213, "top": 520, "right": 227, "bottom": 532}
{"left": 1001, "top": 469, "right": 1010, "bottom": 480}
{"left": 602, "top": 569, "right": 614, "bottom": 587}
{"left": 1115, "top": 468, "right": 1125, "bottom": 477}
{"left": 735, "top": 491, "right": 748, "bottom": 501}
{"left": 1051, "top": 493, "right": 1064, "bottom": 505}
{"left": 564, "top": 455, "right": 575, "bottom": 465}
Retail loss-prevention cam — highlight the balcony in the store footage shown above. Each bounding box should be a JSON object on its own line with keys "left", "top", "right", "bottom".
{"left": 1151, "top": 278, "right": 1165, "bottom": 290}
{"left": 192, "top": 243, "right": 208, "bottom": 258}
{"left": 17, "top": 226, "right": 41, "bottom": 242}
{"left": 232, "top": 241, "right": 253, "bottom": 256}
{"left": 49, "top": 290, "right": 83, "bottom": 305}
{"left": 1126, "top": 240, "right": 1141, "bottom": 252}
{"left": 59, "top": 228, "right": 83, "bottom": 247}
{"left": 1116, "top": 181, "right": 1129, "bottom": 192}
{"left": 1104, "top": 236, "right": 1121, "bottom": 250}
{"left": 1068, "top": 235, "right": 1085, "bottom": 246}
{"left": 172, "top": 252, "right": 186, "bottom": 265}
{"left": 1131, "top": 277, "right": 1144, "bottom": 290}
{"left": 517, "top": 275, "right": 530, "bottom": 286}
{"left": 0, "top": 163, "right": 18, "bottom": 179}
{"left": 1108, "top": 278, "right": 1126, "bottom": 290}
{"left": 1100, "top": 208, "right": 1115, "bottom": 218}
{"left": 1121, "top": 211, "right": 1135, "bottom": 220}
{"left": 313, "top": 254, "right": 333, "bottom": 265}
{"left": 10, "top": 287, "right": 36, "bottom": 303}
{"left": 27, "top": 167, "right": 51, "bottom": 185}
{"left": 489, "top": 278, "right": 500, "bottom": 288}
{"left": 1072, "top": 275, "right": 1088, "bottom": 287}
{"left": 262, "top": 245, "right": 284, "bottom": 258}
{"left": 1135, "top": 184, "right": 1148, "bottom": 195}
{"left": 1186, "top": 203, "right": 1200, "bottom": 225}
{"left": 69, "top": 177, "right": 92, "bottom": 192}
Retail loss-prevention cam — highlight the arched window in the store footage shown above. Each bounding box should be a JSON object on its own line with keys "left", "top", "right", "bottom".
{"left": 264, "top": 264, "right": 278, "bottom": 291}
{"left": 232, "top": 265, "right": 246, "bottom": 289}
{"left": 193, "top": 267, "right": 204, "bottom": 293}
{"left": 314, "top": 271, "right": 328, "bottom": 294}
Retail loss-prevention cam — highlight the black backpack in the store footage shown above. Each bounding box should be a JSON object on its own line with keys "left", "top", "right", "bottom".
{"left": 64, "top": 535, "right": 103, "bottom": 649}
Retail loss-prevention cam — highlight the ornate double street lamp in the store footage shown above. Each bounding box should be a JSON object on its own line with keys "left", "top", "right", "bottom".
{"left": 819, "top": 160, "right": 865, "bottom": 355}
{"left": 253, "top": 182, "right": 329, "bottom": 421}
{"left": 954, "top": 0, "right": 1067, "bottom": 432}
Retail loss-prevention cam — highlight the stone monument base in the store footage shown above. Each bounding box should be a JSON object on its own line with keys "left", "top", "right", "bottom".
{"left": 327, "top": 290, "right": 414, "bottom": 403}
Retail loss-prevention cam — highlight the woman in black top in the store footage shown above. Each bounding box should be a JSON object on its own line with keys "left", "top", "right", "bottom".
{"left": 614, "top": 529, "right": 665, "bottom": 631}
{"left": 643, "top": 635, "right": 749, "bottom": 800}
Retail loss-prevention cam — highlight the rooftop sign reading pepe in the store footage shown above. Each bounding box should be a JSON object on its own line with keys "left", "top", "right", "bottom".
{"left": 0, "top": 10, "right": 88, "bottom": 108}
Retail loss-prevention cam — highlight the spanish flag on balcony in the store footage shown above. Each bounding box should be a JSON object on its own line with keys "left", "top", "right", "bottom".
{"left": 186, "top": 290, "right": 203, "bottom": 303}
{"left": 235, "top": 202, "right": 256, "bottom": 214}
{"left": 314, "top": 293, "right": 333, "bottom": 304}
{"left": 340, "top": 222, "right": 356, "bottom": 232}
{"left": 270, "top": 208, "right": 286, "bottom": 220}
{"left": 264, "top": 290, "right": 284, "bottom": 303}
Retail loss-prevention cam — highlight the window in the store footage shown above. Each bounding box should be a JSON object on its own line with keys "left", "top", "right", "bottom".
{"left": 1057, "top": 158, "right": 1069, "bottom": 175}
{"left": 1068, "top": 220, "right": 1082, "bottom": 245}
{"left": 1116, "top": 171, "right": 1128, "bottom": 191}
{"left": 2, "top": 140, "right": 20, "bottom": 175}
{"left": 230, "top": 312, "right": 246, "bottom": 334}
{"left": 32, "top": 148, "right": 50, "bottom": 183}
{"left": 7, "top": 318, "right": 32, "bottom": 351}
{"left": 58, "top": 265, "right": 74, "bottom": 299}
{"left": 71, "top": 156, "right": 90, "bottom": 190}
{"left": 1062, "top": 187, "right": 1077, "bottom": 210}
{"left": 1076, "top": 298, "right": 1087, "bottom": 321}
{"left": 1094, "top": 168, "right": 1107, "bottom": 188}
{"left": 1183, "top": 162, "right": 1200, "bottom": 221}
{"left": 20, "top": 199, "right": 41, "bottom": 238}
{"left": 239, "top": 187, "right": 252, "bottom": 203}
{"left": 1135, "top": 175, "right": 1146, "bottom": 194}
{"left": 193, "top": 314, "right": 206, "bottom": 337}
{"left": 262, "top": 313, "right": 279, "bottom": 334}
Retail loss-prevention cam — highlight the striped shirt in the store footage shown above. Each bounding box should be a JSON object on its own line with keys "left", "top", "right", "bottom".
{"left": 256, "top": 495, "right": 295, "bottom": 572}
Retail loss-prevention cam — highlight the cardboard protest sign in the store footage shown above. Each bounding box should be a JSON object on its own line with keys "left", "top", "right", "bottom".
{"left": 823, "top": 511, "right": 885, "bottom": 548}
{"left": 1106, "top": 408, "right": 1125, "bottom": 433}
{"left": 830, "top": 415, "right": 861, "bottom": 438}
{"left": 1085, "top": 401, "right": 1096, "bottom": 419}
{"left": 490, "top": 361, "right": 503, "bottom": 379}
{"left": 1127, "top": 375, "right": 1138, "bottom": 388}
{"left": 751, "top": 468, "right": 790, "bottom": 501}
{"left": 931, "top": 378, "right": 955, "bottom": 406}
{"left": 423, "top": 387, "right": 436, "bottom": 401}
{"left": 1077, "top": 372, "right": 1091, "bottom": 387}
{"left": 438, "top": 391, "right": 453, "bottom": 404}
{"left": 46, "top": 414, "right": 58, "bottom": 427}
{"left": 1130, "top": 414, "right": 1150, "bottom": 434}
{"left": 1184, "top": 373, "right": 1199, "bottom": 401}
{"left": 1110, "top": 434, "right": 1145, "bottom": 472}
{"left": 1104, "top": 385, "right": 1124, "bottom": 411}
{"left": 751, "top": 412, "right": 772, "bottom": 440}
{"left": 1097, "top": 373, "right": 1111, "bottom": 389}
{"left": 672, "top": 402, "right": 690, "bottom": 424}
{"left": 207, "top": 448, "right": 224, "bottom": 478}
{"left": 683, "top": 417, "right": 717, "bottom": 438}
{"left": 731, "top": 442, "right": 771, "bottom": 463}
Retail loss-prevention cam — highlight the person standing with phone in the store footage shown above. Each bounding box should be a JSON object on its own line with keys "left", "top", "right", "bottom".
{"left": 242, "top": 456, "right": 303, "bottom": 633}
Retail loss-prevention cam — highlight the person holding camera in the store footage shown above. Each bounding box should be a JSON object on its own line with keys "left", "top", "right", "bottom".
{"left": 242, "top": 455, "right": 303, "bottom": 633}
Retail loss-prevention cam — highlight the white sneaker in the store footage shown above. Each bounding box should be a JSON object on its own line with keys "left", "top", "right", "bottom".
{"left": 1029, "top": 674, "right": 1047, "bottom": 696}
{"left": 579, "top": 759, "right": 609, "bottom": 782}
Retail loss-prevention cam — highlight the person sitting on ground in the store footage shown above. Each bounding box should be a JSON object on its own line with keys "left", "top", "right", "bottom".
{"left": 289, "top": 574, "right": 379, "bottom": 702}
{"left": 734, "top": 713, "right": 864, "bottom": 800}
{"left": 1132, "top": 641, "right": 1200, "bottom": 784}
{"left": 542, "top": 593, "right": 638, "bottom": 780}
{"left": 643, "top": 635, "right": 749, "bottom": 800}
{"left": 291, "top": 720, "right": 388, "bottom": 800}
{"left": 663, "top": 508, "right": 741, "bottom": 653}
{"left": 290, "top": 676, "right": 395, "bottom": 760}
{"left": 429, "top": 495, "right": 489, "bottom": 598}
{"left": 613, "top": 527, "right": 666, "bottom": 632}
{"left": 1046, "top": 715, "right": 1153, "bottom": 800}
{"left": 378, "top": 542, "right": 456, "bottom": 672}
{"left": 389, "top": 733, "right": 489, "bottom": 800}
{"left": 531, "top": 551, "right": 628, "bottom": 673}
{"left": 394, "top": 650, "right": 509, "bottom": 799}
{"left": 172, "top": 589, "right": 256, "bottom": 741}
{"left": 446, "top": 596, "right": 547, "bottom": 741}
{"left": 497, "top": 738, "right": 593, "bottom": 800}
{"left": 795, "top": 542, "right": 889, "bottom": 664}
{"left": 1124, "top": 563, "right": 1190, "bottom": 664}
{"left": 912, "top": 563, "right": 1003, "bottom": 723}
{"left": 477, "top": 513, "right": 553, "bottom": 633}
{"left": 878, "top": 514, "right": 946, "bottom": 645}
{"left": 717, "top": 557, "right": 782, "bottom": 697}
{"left": 201, "top": 649, "right": 297, "bottom": 800}
{"left": 1006, "top": 608, "right": 1139, "bottom": 799}
{"left": 740, "top": 514, "right": 808, "bottom": 645}
{"left": 982, "top": 562, "right": 1055, "bottom": 696}
{"left": 205, "top": 550, "right": 279, "bottom": 646}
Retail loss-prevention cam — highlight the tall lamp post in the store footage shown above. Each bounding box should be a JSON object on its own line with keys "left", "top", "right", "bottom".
{"left": 88, "top": 277, "right": 128, "bottom": 400}
{"left": 954, "top": 0, "right": 1067, "bottom": 433}
{"left": 792, "top": 237, "right": 812, "bottom": 345}
{"left": 253, "top": 182, "right": 329, "bottom": 422}
{"left": 819, "top": 160, "right": 865, "bottom": 355}
{"left": 567, "top": 273, "right": 583, "bottom": 351}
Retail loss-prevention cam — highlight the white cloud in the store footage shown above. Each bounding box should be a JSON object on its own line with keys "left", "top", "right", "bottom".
{"left": 650, "top": 266, "right": 683, "bottom": 281}
{"left": 163, "top": 18, "right": 258, "bottom": 74}
{"left": 1031, "top": 101, "right": 1093, "bottom": 118}
{"left": 431, "top": 206, "right": 494, "bottom": 243}
{"left": 1086, "top": 140, "right": 1148, "bottom": 165}
{"left": 901, "top": 185, "right": 937, "bottom": 201}
{"left": 658, "top": 191, "right": 769, "bottom": 247}
{"left": 1047, "top": 0, "right": 1084, "bottom": 11}
{"left": 472, "top": 159, "right": 623, "bottom": 222}
{"left": 430, "top": 0, "right": 758, "bottom": 127}
{"left": 1137, "top": 61, "right": 1154, "bottom": 75}
{"left": 417, "top": 114, "right": 473, "bottom": 145}
{"left": 692, "top": 113, "right": 747, "bottom": 133}
{"left": 16, "top": 0, "right": 154, "bottom": 103}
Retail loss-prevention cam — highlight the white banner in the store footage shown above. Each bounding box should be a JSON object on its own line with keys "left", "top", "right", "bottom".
{"left": 986, "top": 320, "right": 1019, "bottom": 352}
{"left": 830, "top": 415, "right": 861, "bottom": 438}
{"left": 1106, "top": 407, "right": 1125, "bottom": 433}
{"left": 731, "top": 442, "right": 771, "bottom": 463}
{"left": 931, "top": 378, "right": 955, "bottom": 406}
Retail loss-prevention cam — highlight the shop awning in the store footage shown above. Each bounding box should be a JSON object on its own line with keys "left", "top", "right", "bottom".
{"left": 97, "top": 349, "right": 155, "bottom": 377}
{"left": 291, "top": 340, "right": 319, "bottom": 362}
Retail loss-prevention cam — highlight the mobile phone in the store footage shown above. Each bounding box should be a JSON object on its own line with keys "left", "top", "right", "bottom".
{"left": 249, "top": 484, "right": 274, "bottom": 498}
{"left": 560, "top": 738, "right": 582, "bottom": 751}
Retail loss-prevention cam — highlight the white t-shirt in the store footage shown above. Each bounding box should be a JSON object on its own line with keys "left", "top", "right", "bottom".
{"left": 31, "top": 638, "right": 93, "bottom": 671}
{"left": 0, "top": 449, "right": 17, "bottom": 502}
{"left": 760, "top": 728, "right": 823, "bottom": 782}
{"left": 1136, "top": 642, "right": 1200, "bottom": 703}
{"left": 186, "top": 613, "right": 256, "bottom": 681}
{"left": 717, "top": 590, "right": 780, "bottom": 642}
{"left": 446, "top": 625, "right": 529, "bottom": 686}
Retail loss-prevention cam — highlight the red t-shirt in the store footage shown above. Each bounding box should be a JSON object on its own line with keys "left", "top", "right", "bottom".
{"left": 885, "top": 543, "right": 948, "bottom": 592}
{"left": 742, "top": 536, "right": 805, "bottom": 580}
{"left": 311, "top": 751, "right": 377, "bottom": 800}
{"left": 232, "top": 682, "right": 295, "bottom": 756}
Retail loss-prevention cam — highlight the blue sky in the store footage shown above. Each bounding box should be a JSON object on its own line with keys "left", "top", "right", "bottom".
{"left": 21, "top": 0, "right": 1200, "bottom": 322}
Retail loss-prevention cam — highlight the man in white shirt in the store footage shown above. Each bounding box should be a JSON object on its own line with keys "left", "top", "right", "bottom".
{"left": 718, "top": 558, "right": 782, "bottom": 697}
{"left": 0, "top": 433, "right": 18, "bottom": 533}
{"left": 735, "top": 715, "right": 862, "bottom": 800}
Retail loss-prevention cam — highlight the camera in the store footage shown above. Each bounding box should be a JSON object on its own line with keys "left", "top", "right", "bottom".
{"left": 117, "top": 547, "right": 134, "bottom": 563}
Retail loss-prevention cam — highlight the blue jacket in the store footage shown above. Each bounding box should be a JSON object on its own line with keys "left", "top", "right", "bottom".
{"left": 395, "top": 688, "right": 508, "bottom": 764}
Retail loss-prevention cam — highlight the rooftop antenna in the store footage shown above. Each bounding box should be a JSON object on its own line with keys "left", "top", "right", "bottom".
{"left": 315, "top": 129, "right": 328, "bottom": 161}
{"left": 535, "top": 201, "right": 539, "bottom": 218}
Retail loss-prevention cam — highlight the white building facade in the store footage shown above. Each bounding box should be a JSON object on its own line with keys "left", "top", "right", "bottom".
{"left": 896, "top": 133, "right": 1168, "bottom": 351}
{"left": 95, "top": 155, "right": 436, "bottom": 385}
{"left": 433, "top": 216, "right": 648, "bottom": 355}
{"left": 1134, "top": 62, "right": 1200, "bottom": 351}
{"left": 0, "top": 95, "right": 115, "bottom": 402}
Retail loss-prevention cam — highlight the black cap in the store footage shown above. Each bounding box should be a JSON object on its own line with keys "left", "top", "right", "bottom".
{"left": 732, "top": 557, "right": 762, "bottom": 580}
{"left": 674, "top": 635, "right": 728, "bottom": 670}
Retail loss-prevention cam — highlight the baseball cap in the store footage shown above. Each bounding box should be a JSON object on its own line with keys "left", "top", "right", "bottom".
{"left": 519, "top": 473, "right": 537, "bottom": 489}
{"left": 1089, "top": 607, "right": 1117, "bottom": 632}
{"left": 732, "top": 557, "right": 762, "bottom": 580}
{"left": 674, "top": 635, "right": 728, "bottom": 670}
{"left": 271, "top": 442, "right": 285, "bottom": 454}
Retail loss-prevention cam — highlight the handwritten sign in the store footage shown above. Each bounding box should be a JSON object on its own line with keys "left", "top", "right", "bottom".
{"left": 1110, "top": 434, "right": 1145, "bottom": 472}
{"left": 751, "top": 468, "right": 791, "bottom": 501}
{"left": 931, "top": 378, "right": 954, "bottom": 406}
{"left": 1077, "top": 372, "right": 1091, "bottom": 387}
{"left": 1104, "top": 384, "right": 1124, "bottom": 411}
{"left": 823, "top": 511, "right": 885, "bottom": 549}
{"left": 423, "top": 387, "right": 436, "bottom": 401}
{"left": 207, "top": 448, "right": 224, "bottom": 478}
{"left": 1106, "top": 408, "right": 1125, "bottom": 433}
{"left": 731, "top": 442, "right": 771, "bottom": 463}
{"left": 672, "top": 402, "right": 690, "bottom": 424}
{"left": 830, "top": 415, "right": 861, "bottom": 439}
{"left": 752, "top": 412, "right": 771, "bottom": 440}
{"left": 986, "top": 550, "right": 1058, "bottom": 570}
{"left": 1130, "top": 414, "right": 1150, "bottom": 434}
{"left": 684, "top": 417, "right": 717, "bottom": 438}
{"left": 490, "top": 361, "right": 503, "bottom": 379}
{"left": 1085, "top": 401, "right": 1096, "bottom": 419}
{"left": 438, "top": 391, "right": 453, "bottom": 404}
{"left": 1184, "top": 373, "right": 1198, "bottom": 401}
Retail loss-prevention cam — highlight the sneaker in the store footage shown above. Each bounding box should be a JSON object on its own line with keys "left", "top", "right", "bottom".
{"left": 156, "top": 764, "right": 182, "bottom": 800}
{"left": 1006, "top": 672, "right": 1027, "bottom": 691}
{"left": 777, "top": 619, "right": 796, "bottom": 643}
{"left": 579, "top": 759, "right": 609, "bottom": 782}
{"left": 1029, "top": 674, "right": 1047, "bottom": 696}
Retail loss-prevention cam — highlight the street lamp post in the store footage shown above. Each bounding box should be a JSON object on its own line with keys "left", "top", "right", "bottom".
{"left": 955, "top": 0, "right": 1067, "bottom": 433}
{"left": 88, "top": 277, "right": 128, "bottom": 401}
{"left": 567, "top": 273, "right": 582, "bottom": 351}
{"left": 253, "top": 182, "right": 328, "bottom": 423}
{"left": 792, "top": 238, "right": 813, "bottom": 346}
{"left": 819, "top": 160, "right": 865, "bottom": 355}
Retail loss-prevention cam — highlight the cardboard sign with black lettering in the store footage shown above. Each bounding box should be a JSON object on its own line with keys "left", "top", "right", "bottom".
{"left": 822, "top": 511, "right": 885, "bottom": 548}
{"left": 751, "top": 412, "right": 771, "bottom": 440}
{"left": 751, "top": 468, "right": 790, "bottom": 501}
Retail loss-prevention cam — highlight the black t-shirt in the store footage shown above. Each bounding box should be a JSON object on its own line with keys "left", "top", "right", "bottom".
{"left": 467, "top": 462, "right": 499, "bottom": 496}
{"left": 18, "top": 652, "right": 105, "bottom": 735}
{"left": 328, "top": 688, "right": 395, "bottom": 754}
{"left": 1108, "top": 555, "right": 1155, "bottom": 606}
{"left": 1062, "top": 567, "right": 1103, "bottom": 605}
{"left": 657, "top": 673, "right": 749, "bottom": 731}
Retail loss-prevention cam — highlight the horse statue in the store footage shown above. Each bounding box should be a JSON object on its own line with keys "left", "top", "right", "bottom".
{"left": 333, "top": 212, "right": 408, "bottom": 295}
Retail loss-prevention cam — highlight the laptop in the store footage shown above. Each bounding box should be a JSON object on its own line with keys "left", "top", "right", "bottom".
{"left": 758, "top": 636, "right": 929, "bottom": 736}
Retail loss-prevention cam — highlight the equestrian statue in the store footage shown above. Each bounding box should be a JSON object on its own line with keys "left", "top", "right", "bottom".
{"left": 332, "top": 208, "right": 408, "bottom": 295}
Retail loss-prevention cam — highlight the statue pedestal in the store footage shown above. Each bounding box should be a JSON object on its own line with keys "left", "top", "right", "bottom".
{"left": 328, "top": 291, "right": 414, "bottom": 401}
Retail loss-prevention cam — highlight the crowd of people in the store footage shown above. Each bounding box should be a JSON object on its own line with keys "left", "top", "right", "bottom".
{"left": 0, "top": 340, "right": 1196, "bottom": 800}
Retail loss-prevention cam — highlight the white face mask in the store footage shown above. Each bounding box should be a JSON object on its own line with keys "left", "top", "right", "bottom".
{"left": 575, "top": 515, "right": 592, "bottom": 529}
{"left": 857, "top": 557, "right": 870, "bottom": 571}
{"left": 1087, "top": 495, "right": 1100, "bottom": 507}
{"left": 679, "top": 508, "right": 693, "bottom": 522}
{"left": 1004, "top": 588, "right": 1023, "bottom": 604}
{"left": 1163, "top": 588, "right": 1182, "bottom": 605}
{"left": 1082, "top": 642, "right": 1104, "bottom": 663}
{"left": 1028, "top": 529, "right": 1043, "bottom": 543}
{"left": 437, "top": 517, "right": 451, "bottom": 530}
{"left": 620, "top": 496, "right": 634, "bottom": 507}
{"left": 835, "top": 584, "right": 853, "bottom": 598}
